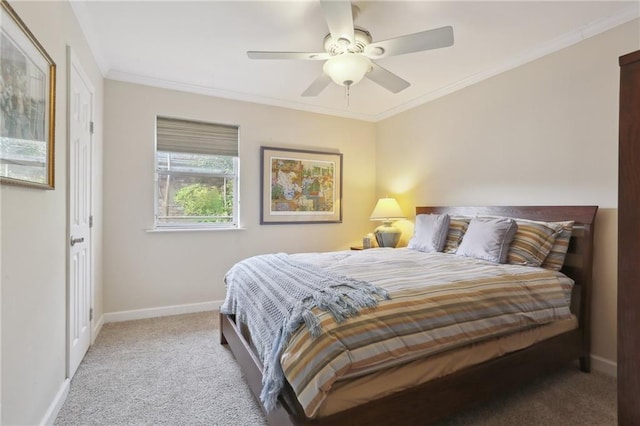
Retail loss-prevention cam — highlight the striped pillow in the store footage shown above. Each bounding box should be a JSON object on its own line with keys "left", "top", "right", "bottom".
{"left": 541, "top": 221, "right": 574, "bottom": 271}
{"left": 507, "top": 219, "right": 564, "bottom": 267}
{"left": 443, "top": 217, "right": 471, "bottom": 254}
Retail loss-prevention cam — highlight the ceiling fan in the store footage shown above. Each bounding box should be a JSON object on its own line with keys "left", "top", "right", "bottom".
{"left": 247, "top": 1, "right": 454, "bottom": 97}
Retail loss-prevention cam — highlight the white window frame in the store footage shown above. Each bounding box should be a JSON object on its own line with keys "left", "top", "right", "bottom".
{"left": 153, "top": 116, "right": 240, "bottom": 230}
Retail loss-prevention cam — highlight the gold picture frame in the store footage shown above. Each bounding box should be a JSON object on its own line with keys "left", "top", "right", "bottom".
{"left": 0, "top": 0, "right": 56, "bottom": 189}
{"left": 260, "top": 146, "right": 343, "bottom": 224}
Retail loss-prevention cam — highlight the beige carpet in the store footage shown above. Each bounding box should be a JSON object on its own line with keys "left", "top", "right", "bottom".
{"left": 55, "top": 312, "right": 616, "bottom": 425}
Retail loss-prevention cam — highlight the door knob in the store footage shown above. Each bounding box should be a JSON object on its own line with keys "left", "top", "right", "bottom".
{"left": 70, "top": 236, "right": 85, "bottom": 247}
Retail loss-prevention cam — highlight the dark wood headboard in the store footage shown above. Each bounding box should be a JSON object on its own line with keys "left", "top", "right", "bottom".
{"left": 416, "top": 206, "right": 598, "bottom": 358}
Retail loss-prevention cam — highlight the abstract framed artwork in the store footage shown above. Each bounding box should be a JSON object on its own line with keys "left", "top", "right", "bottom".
{"left": 260, "top": 146, "right": 342, "bottom": 224}
{"left": 0, "top": 0, "right": 56, "bottom": 189}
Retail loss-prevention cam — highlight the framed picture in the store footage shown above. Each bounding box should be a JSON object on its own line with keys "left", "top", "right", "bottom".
{"left": 0, "top": 0, "right": 56, "bottom": 189}
{"left": 261, "top": 146, "right": 342, "bottom": 224}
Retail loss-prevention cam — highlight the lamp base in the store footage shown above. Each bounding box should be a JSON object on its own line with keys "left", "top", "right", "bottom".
{"left": 374, "top": 224, "right": 401, "bottom": 248}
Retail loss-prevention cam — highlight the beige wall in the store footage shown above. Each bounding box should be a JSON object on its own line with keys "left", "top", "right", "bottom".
{"left": 1, "top": 4, "right": 634, "bottom": 423}
{"left": 0, "top": 1, "right": 104, "bottom": 425}
{"left": 376, "top": 19, "right": 640, "bottom": 369}
{"left": 103, "top": 81, "right": 377, "bottom": 313}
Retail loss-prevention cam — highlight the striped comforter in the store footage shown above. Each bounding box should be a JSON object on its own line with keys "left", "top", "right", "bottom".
{"left": 229, "top": 248, "right": 575, "bottom": 418}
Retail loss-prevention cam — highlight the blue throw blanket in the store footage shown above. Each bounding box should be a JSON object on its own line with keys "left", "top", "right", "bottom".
{"left": 220, "top": 253, "right": 390, "bottom": 412}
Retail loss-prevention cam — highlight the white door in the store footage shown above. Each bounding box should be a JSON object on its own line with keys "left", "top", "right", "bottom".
{"left": 67, "top": 48, "right": 93, "bottom": 379}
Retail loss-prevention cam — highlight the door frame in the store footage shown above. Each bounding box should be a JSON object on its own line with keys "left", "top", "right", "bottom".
{"left": 66, "top": 46, "right": 95, "bottom": 379}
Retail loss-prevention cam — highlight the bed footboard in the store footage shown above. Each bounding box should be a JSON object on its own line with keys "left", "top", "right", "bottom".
{"left": 221, "top": 312, "right": 584, "bottom": 426}
{"left": 220, "top": 313, "right": 295, "bottom": 425}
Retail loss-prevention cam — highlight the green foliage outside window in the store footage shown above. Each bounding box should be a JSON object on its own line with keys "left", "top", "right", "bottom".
{"left": 174, "top": 183, "right": 230, "bottom": 218}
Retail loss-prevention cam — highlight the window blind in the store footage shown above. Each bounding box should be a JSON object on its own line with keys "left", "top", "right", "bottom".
{"left": 156, "top": 116, "right": 238, "bottom": 157}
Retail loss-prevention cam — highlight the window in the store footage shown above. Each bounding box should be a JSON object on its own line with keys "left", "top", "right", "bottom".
{"left": 155, "top": 116, "right": 239, "bottom": 229}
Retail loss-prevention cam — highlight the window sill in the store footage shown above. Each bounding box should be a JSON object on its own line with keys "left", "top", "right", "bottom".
{"left": 146, "top": 227, "right": 247, "bottom": 233}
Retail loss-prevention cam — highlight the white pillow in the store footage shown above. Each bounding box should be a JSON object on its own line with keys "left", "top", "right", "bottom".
{"left": 408, "top": 214, "right": 450, "bottom": 253}
{"left": 456, "top": 217, "right": 518, "bottom": 263}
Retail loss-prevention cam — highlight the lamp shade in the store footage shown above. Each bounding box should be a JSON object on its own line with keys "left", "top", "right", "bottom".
{"left": 370, "top": 198, "right": 405, "bottom": 221}
{"left": 323, "top": 53, "right": 372, "bottom": 87}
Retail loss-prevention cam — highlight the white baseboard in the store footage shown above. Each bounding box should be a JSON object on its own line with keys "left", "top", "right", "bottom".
{"left": 92, "top": 314, "right": 104, "bottom": 344}
{"left": 591, "top": 354, "right": 617, "bottom": 377}
{"left": 104, "top": 300, "right": 223, "bottom": 323}
{"left": 40, "top": 378, "right": 70, "bottom": 426}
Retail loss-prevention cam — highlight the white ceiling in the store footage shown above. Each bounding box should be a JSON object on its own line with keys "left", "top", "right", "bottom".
{"left": 70, "top": 1, "right": 639, "bottom": 122}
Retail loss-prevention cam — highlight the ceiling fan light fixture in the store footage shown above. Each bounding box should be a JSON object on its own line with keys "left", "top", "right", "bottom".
{"left": 323, "top": 53, "right": 372, "bottom": 87}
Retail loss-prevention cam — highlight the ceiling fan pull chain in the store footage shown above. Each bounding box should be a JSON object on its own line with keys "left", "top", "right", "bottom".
{"left": 346, "top": 84, "right": 350, "bottom": 106}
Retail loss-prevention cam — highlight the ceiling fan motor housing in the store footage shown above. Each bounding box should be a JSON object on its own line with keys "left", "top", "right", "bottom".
{"left": 323, "top": 28, "right": 372, "bottom": 55}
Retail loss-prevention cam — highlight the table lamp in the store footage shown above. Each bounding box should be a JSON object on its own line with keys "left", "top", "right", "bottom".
{"left": 370, "top": 197, "right": 406, "bottom": 248}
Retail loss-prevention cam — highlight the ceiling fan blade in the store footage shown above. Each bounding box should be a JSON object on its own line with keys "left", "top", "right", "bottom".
{"left": 365, "top": 62, "right": 410, "bottom": 93}
{"left": 301, "top": 73, "right": 332, "bottom": 97}
{"left": 320, "top": 0, "right": 355, "bottom": 45}
{"left": 364, "top": 26, "right": 454, "bottom": 59}
{"left": 247, "top": 51, "right": 330, "bottom": 60}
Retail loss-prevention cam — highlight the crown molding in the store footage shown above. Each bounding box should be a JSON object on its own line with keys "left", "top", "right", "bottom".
{"left": 374, "top": 4, "right": 640, "bottom": 121}
{"left": 74, "top": 2, "right": 638, "bottom": 123}
{"left": 106, "top": 70, "right": 378, "bottom": 122}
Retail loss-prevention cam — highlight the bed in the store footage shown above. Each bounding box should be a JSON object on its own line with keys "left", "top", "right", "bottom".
{"left": 220, "top": 205, "right": 598, "bottom": 425}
